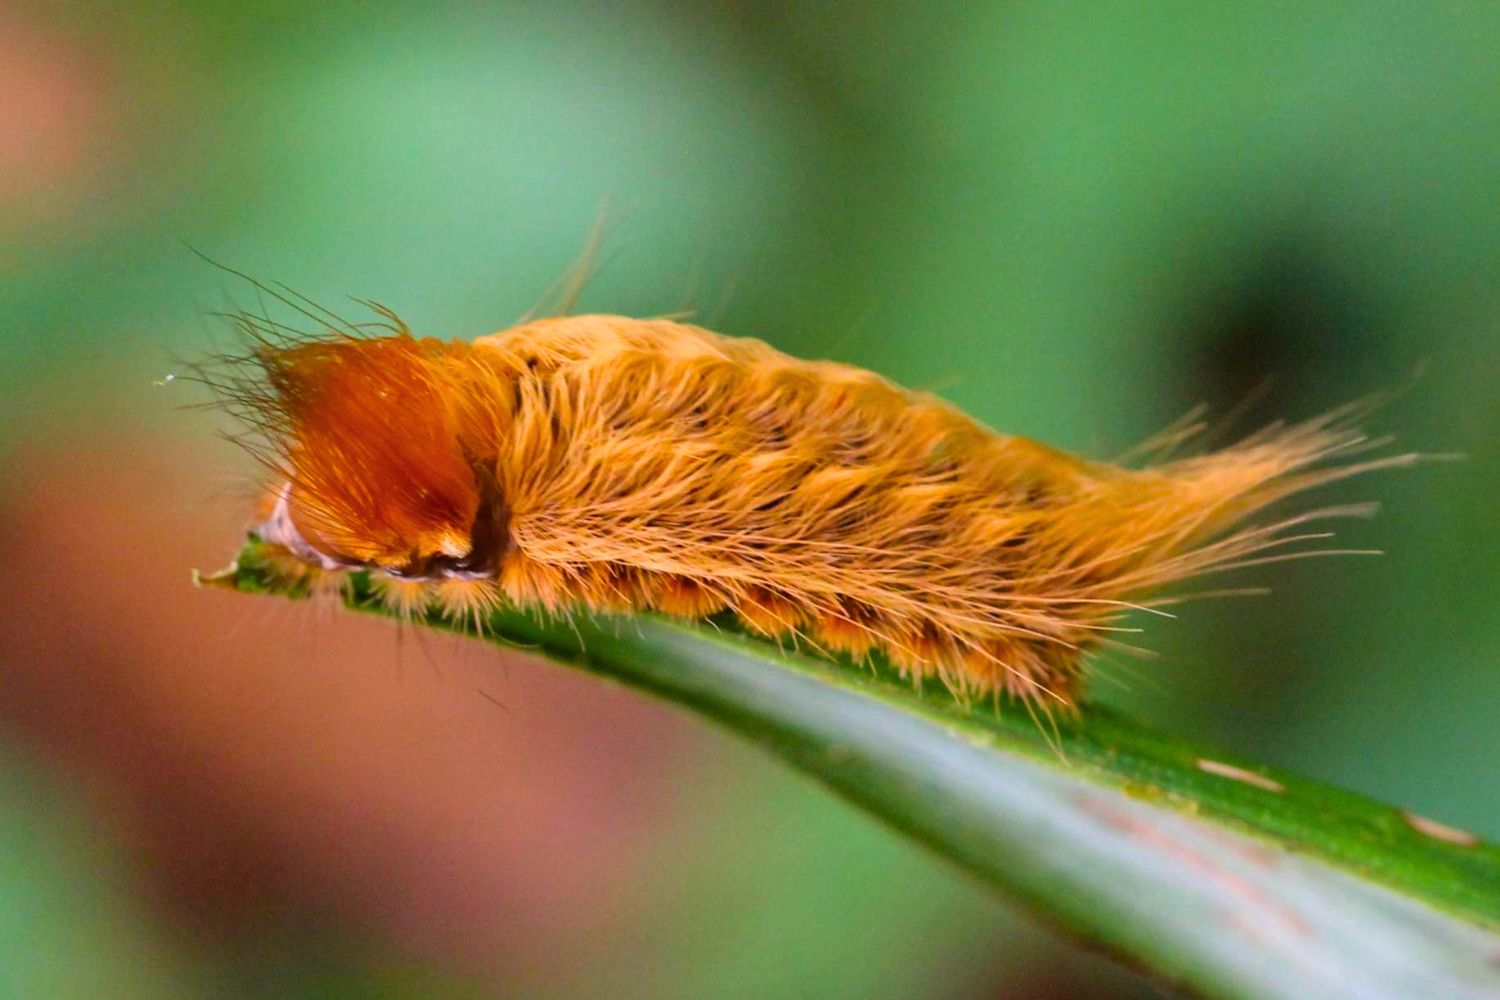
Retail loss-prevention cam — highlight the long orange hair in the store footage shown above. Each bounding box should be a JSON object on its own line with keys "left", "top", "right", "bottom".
{"left": 213, "top": 309, "right": 1409, "bottom": 706}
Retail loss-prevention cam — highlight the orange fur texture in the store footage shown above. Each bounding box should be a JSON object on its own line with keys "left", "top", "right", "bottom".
{"left": 216, "top": 312, "right": 1407, "bottom": 706}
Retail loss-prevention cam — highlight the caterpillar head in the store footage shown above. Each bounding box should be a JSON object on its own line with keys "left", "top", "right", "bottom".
{"left": 225, "top": 332, "right": 500, "bottom": 579}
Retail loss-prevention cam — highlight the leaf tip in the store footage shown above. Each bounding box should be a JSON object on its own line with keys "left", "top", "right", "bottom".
{"left": 192, "top": 561, "right": 241, "bottom": 590}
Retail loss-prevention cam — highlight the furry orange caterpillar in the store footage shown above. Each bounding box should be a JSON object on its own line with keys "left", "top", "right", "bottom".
{"left": 207, "top": 306, "right": 1407, "bottom": 707}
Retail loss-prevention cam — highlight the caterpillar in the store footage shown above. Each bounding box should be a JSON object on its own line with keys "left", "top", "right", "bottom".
{"left": 204, "top": 302, "right": 1409, "bottom": 708}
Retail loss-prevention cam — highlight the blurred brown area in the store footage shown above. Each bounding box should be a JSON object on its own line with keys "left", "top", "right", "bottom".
{"left": 0, "top": 8, "right": 110, "bottom": 211}
{"left": 0, "top": 415, "right": 703, "bottom": 984}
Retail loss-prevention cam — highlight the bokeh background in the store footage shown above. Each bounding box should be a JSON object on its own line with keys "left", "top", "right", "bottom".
{"left": 2, "top": 2, "right": 1496, "bottom": 997}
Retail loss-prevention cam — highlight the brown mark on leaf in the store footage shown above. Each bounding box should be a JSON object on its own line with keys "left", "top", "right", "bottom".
{"left": 1400, "top": 810, "right": 1481, "bottom": 848}
{"left": 1076, "top": 792, "right": 1313, "bottom": 939}
{"left": 1196, "top": 758, "right": 1286, "bottom": 794}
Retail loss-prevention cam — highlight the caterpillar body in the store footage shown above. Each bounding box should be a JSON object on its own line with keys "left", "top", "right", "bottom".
{"left": 212, "top": 309, "right": 1402, "bottom": 707}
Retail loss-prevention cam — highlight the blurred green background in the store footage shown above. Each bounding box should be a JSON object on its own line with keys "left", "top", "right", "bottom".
{"left": 1, "top": 2, "right": 1495, "bottom": 997}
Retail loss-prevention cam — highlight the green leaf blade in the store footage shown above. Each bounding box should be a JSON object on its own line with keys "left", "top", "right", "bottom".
{"left": 207, "top": 542, "right": 1500, "bottom": 1000}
